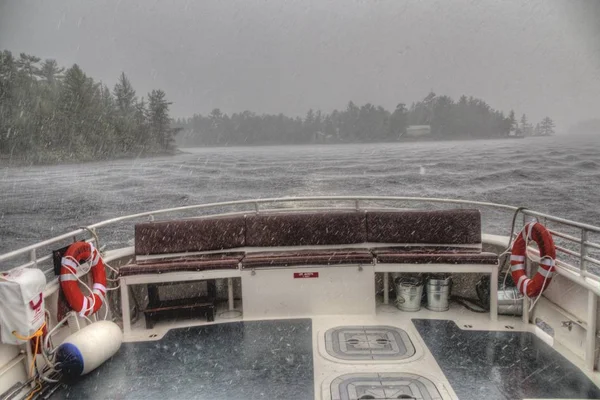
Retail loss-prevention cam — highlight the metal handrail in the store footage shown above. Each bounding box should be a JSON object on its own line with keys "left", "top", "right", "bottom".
{"left": 0, "top": 196, "right": 518, "bottom": 263}
{"left": 1, "top": 195, "right": 599, "bottom": 280}
{"left": 522, "top": 209, "right": 600, "bottom": 233}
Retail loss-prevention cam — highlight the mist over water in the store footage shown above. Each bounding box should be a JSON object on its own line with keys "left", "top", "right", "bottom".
{"left": 1, "top": 134, "right": 599, "bottom": 257}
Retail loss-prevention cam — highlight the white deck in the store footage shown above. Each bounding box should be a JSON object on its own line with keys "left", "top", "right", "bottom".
{"left": 120, "top": 296, "right": 600, "bottom": 399}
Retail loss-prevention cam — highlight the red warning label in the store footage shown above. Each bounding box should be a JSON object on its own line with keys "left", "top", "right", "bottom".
{"left": 293, "top": 272, "right": 319, "bottom": 279}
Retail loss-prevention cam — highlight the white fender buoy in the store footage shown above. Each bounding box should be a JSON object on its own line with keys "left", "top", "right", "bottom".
{"left": 55, "top": 320, "right": 122, "bottom": 378}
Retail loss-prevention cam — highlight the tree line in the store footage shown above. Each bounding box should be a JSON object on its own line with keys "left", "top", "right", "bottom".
{"left": 516, "top": 113, "right": 556, "bottom": 137}
{"left": 175, "top": 92, "right": 555, "bottom": 147}
{"left": 0, "top": 50, "right": 180, "bottom": 164}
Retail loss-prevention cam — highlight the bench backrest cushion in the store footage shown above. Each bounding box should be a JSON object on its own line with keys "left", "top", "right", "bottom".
{"left": 135, "top": 215, "right": 246, "bottom": 255}
{"left": 366, "top": 209, "right": 481, "bottom": 245}
{"left": 245, "top": 212, "right": 367, "bottom": 247}
{"left": 134, "top": 209, "right": 481, "bottom": 256}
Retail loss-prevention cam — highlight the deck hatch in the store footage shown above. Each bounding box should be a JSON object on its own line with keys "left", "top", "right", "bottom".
{"left": 330, "top": 373, "right": 443, "bottom": 400}
{"left": 324, "top": 325, "right": 415, "bottom": 360}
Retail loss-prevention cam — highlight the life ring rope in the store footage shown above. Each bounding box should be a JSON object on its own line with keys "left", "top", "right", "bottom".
{"left": 59, "top": 242, "right": 107, "bottom": 317}
{"left": 510, "top": 222, "right": 556, "bottom": 306}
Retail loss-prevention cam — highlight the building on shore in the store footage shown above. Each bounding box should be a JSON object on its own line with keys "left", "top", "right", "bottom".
{"left": 404, "top": 125, "right": 431, "bottom": 138}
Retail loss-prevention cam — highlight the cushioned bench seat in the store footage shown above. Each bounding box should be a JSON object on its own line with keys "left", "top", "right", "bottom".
{"left": 119, "top": 208, "right": 502, "bottom": 332}
{"left": 245, "top": 212, "right": 367, "bottom": 246}
{"left": 241, "top": 250, "right": 373, "bottom": 268}
{"left": 135, "top": 215, "right": 246, "bottom": 256}
{"left": 374, "top": 250, "right": 498, "bottom": 265}
{"left": 119, "top": 253, "right": 243, "bottom": 276}
{"left": 366, "top": 209, "right": 481, "bottom": 244}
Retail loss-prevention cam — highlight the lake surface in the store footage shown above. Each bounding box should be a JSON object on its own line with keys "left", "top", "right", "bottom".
{"left": 1, "top": 135, "right": 599, "bottom": 269}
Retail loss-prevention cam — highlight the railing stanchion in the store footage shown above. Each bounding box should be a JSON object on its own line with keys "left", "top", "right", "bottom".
{"left": 586, "top": 290, "right": 598, "bottom": 371}
{"left": 228, "top": 278, "right": 234, "bottom": 311}
{"left": 580, "top": 229, "right": 589, "bottom": 272}
{"left": 29, "top": 249, "right": 36, "bottom": 269}
{"left": 522, "top": 296, "right": 530, "bottom": 324}
{"left": 383, "top": 273, "right": 389, "bottom": 305}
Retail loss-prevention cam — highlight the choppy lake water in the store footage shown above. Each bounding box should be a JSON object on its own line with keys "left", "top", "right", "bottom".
{"left": 1, "top": 134, "right": 599, "bottom": 270}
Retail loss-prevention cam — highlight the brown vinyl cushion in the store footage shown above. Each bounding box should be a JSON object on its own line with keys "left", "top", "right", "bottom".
{"left": 366, "top": 209, "right": 481, "bottom": 245}
{"left": 245, "top": 212, "right": 367, "bottom": 247}
{"left": 241, "top": 250, "right": 373, "bottom": 269}
{"left": 375, "top": 250, "right": 498, "bottom": 265}
{"left": 120, "top": 253, "right": 243, "bottom": 276}
{"left": 135, "top": 215, "right": 246, "bottom": 255}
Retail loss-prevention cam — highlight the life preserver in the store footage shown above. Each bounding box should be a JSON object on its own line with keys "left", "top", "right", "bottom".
{"left": 60, "top": 242, "right": 107, "bottom": 316}
{"left": 510, "top": 222, "right": 556, "bottom": 297}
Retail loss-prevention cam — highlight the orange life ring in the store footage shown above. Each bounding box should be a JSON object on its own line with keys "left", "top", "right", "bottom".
{"left": 510, "top": 222, "right": 556, "bottom": 297}
{"left": 59, "top": 242, "right": 107, "bottom": 316}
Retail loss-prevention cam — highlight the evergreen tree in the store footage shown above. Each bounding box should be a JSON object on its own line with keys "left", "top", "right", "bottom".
{"left": 508, "top": 110, "right": 517, "bottom": 134}
{"left": 539, "top": 117, "right": 555, "bottom": 136}
{"left": 1, "top": 49, "right": 177, "bottom": 163}
{"left": 16, "top": 53, "right": 42, "bottom": 79}
{"left": 39, "top": 59, "right": 64, "bottom": 85}
{"left": 148, "top": 89, "right": 175, "bottom": 150}
{"left": 113, "top": 72, "right": 138, "bottom": 152}
{"left": 390, "top": 103, "right": 408, "bottom": 138}
{"left": 113, "top": 72, "right": 136, "bottom": 114}
{"left": 520, "top": 114, "right": 532, "bottom": 136}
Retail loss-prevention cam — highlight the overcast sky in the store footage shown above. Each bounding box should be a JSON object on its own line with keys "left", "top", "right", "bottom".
{"left": 1, "top": 0, "right": 599, "bottom": 130}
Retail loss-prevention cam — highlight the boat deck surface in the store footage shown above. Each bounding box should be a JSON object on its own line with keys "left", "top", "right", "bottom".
{"left": 54, "top": 305, "right": 600, "bottom": 400}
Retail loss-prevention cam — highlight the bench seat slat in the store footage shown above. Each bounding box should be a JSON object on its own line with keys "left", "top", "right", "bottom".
{"left": 241, "top": 249, "right": 373, "bottom": 269}
{"left": 120, "top": 254, "right": 241, "bottom": 276}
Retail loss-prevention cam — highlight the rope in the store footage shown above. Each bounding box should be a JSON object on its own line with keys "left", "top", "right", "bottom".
{"left": 528, "top": 255, "right": 553, "bottom": 313}
{"left": 499, "top": 206, "right": 529, "bottom": 276}
{"left": 79, "top": 226, "right": 100, "bottom": 252}
{"left": 24, "top": 380, "right": 42, "bottom": 400}
{"left": 502, "top": 215, "right": 556, "bottom": 313}
{"left": 63, "top": 255, "right": 97, "bottom": 318}
{"left": 12, "top": 322, "right": 46, "bottom": 379}
{"left": 11, "top": 321, "right": 46, "bottom": 341}
{"left": 451, "top": 295, "right": 487, "bottom": 313}
{"left": 101, "top": 261, "right": 121, "bottom": 320}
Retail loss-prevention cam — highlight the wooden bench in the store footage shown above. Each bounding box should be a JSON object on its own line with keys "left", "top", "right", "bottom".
{"left": 366, "top": 210, "right": 499, "bottom": 319}
{"left": 119, "top": 209, "right": 499, "bottom": 332}
{"left": 119, "top": 216, "right": 246, "bottom": 333}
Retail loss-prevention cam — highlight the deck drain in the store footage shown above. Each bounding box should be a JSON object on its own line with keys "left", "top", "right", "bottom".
{"left": 325, "top": 326, "right": 415, "bottom": 360}
{"left": 330, "top": 373, "right": 442, "bottom": 400}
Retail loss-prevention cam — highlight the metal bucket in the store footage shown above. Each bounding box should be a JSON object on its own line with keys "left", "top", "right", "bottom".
{"left": 498, "top": 287, "right": 523, "bottom": 316}
{"left": 426, "top": 275, "right": 452, "bottom": 312}
{"left": 395, "top": 277, "right": 423, "bottom": 312}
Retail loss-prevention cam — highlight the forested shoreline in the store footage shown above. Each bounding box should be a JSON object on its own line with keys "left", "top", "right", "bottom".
{"left": 175, "top": 93, "right": 555, "bottom": 147}
{"left": 0, "top": 50, "right": 180, "bottom": 165}
{"left": 1, "top": 49, "right": 556, "bottom": 165}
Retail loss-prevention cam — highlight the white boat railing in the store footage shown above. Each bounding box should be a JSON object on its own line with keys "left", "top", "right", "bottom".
{"left": 0, "top": 195, "right": 599, "bottom": 370}
{"left": 1, "top": 196, "right": 599, "bottom": 283}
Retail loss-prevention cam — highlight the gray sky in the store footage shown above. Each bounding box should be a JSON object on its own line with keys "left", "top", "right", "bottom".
{"left": 1, "top": 0, "right": 599, "bottom": 130}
